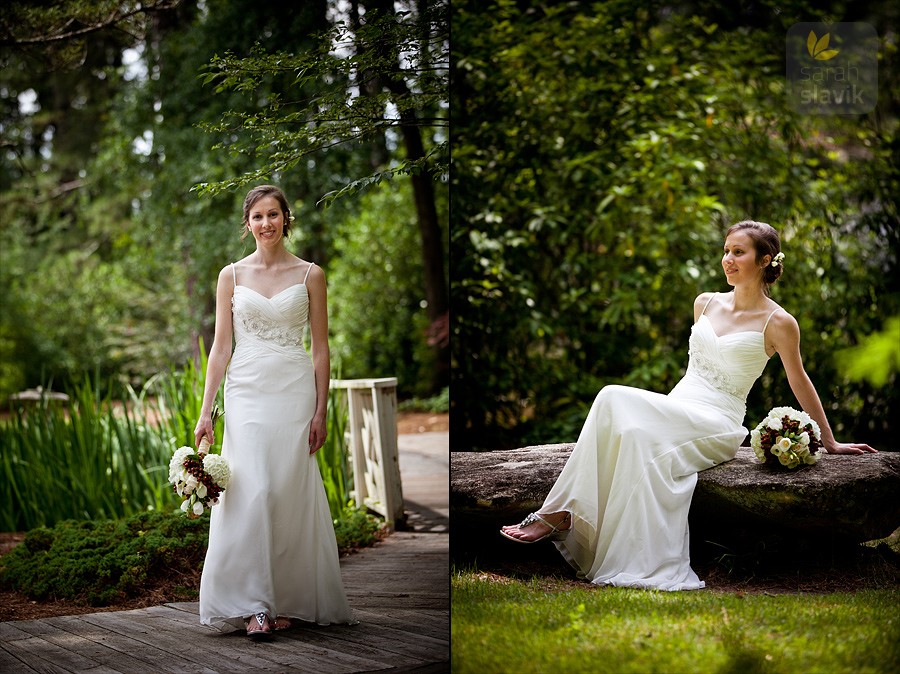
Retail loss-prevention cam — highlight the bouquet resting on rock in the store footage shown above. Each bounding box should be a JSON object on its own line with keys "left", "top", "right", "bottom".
{"left": 750, "top": 406, "right": 822, "bottom": 470}
{"left": 168, "top": 406, "right": 230, "bottom": 518}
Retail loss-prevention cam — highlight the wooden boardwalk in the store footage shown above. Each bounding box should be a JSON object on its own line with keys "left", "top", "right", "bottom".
{"left": 0, "top": 433, "right": 450, "bottom": 673}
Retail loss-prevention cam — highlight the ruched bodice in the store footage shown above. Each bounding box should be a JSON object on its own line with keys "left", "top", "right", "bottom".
{"left": 686, "top": 314, "right": 770, "bottom": 401}
{"left": 232, "top": 284, "right": 310, "bottom": 360}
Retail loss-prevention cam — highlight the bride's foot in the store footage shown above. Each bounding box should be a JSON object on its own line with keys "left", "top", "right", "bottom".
{"left": 500, "top": 511, "right": 571, "bottom": 543}
{"left": 273, "top": 616, "right": 292, "bottom": 631}
{"left": 246, "top": 612, "right": 273, "bottom": 640}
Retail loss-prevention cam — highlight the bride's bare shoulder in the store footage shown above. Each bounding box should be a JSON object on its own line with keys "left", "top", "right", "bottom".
{"left": 692, "top": 292, "right": 716, "bottom": 320}
{"left": 768, "top": 304, "right": 799, "bottom": 332}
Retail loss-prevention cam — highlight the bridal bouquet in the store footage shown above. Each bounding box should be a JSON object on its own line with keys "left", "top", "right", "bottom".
{"left": 750, "top": 406, "right": 822, "bottom": 469}
{"left": 168, "top": 406, "right": 230, "bottom": 518}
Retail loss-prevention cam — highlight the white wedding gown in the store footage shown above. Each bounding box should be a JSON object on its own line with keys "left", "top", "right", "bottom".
{"left": 200, "top": 263, "right": 355, "bottom": 629}
{"left": 539, "top": 294, "right": 779, "bottom": 590}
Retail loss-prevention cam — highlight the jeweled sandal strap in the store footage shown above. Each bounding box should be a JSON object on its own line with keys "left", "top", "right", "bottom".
{"left": 255, "top": 612, "right": 268, "bottom": 628}
{"left": 520, "top": 512, "right": 561, "bottom": 533}
{"left": 519, "top": 513, "right": 541, "bottom": 527}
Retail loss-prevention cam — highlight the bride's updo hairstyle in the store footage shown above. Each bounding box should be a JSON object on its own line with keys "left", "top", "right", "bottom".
{"left": 726, "top": 220, "right": 783, "bottom": 290}
{"left": 241, "top": 185, "right": 293, "bottom": 240}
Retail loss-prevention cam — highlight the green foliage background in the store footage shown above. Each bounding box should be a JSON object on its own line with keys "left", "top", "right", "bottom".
{"left": 329, "top": 181, "right": 443, "bottom": 397}
{"left": 450, "top": 0, "right": 899, "bottom": 450}
{"left": 0, "top": 0, "right": 447, "bottom": 401}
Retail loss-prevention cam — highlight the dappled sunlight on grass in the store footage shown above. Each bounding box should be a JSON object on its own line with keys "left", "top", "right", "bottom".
{"left": 451, "top": 568, "right": 900, "bottom": 674}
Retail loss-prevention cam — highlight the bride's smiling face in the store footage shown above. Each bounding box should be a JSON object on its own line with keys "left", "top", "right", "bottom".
{"left": 247, "top": 196, "right": 286, "bottom": 245}
{"left": 722, "top": 231, "right": 766, "bottom": 286}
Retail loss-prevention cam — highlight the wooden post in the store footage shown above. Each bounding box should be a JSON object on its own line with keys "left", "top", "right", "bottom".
{"left": 330, "top": 378, "right": 405, "bottom": 528}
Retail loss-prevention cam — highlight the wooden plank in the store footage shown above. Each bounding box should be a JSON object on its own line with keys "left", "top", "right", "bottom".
{"left": 47, "top": 616, "right": 195, "bottom": 672}
{"left": 163, "top": 602, "right": 200, "bottom": 615}
{"left": 388, "top": 664, "right": 450, "bottom": 674}
{"left": 140, "top": 606, "right": 388, "bottom": 674}
{"left": 12, "top": 618, "right": 152, "bottom": 674}
{"left": 0, "top": 621, "right": 34, "bottom": 642}
{"left": 157, "top": 602, "right": 449, "bottom": 667}
{"left": 158, "top": 602, "right": 448, "bottom": 668}
{"left": 290, "top": 619, "right": 449, "bottom": 663}
{"left": 387, "top": 608, "right": 452, "bottom": 631}
{"left": 350, "top": 607, "right": 448, "bottom": 641}
{"left": 43, "top": 615, "right": 212, "bottom": 674}
{"left": 77, "top": 610, "right": 286, "bottom": 673}
{"left": 347, "top": 594, "right": 449, "bottom": 610}
{"left": 82, "top": 607, "right": 402, "bottom": 674}
{"left": 155, "top": 599, "right": 448, "bottom": 667}
{"left": 0, "top": 646, "right": 41, "bottom": 674}
{"left": 0, "top": 634, "right": 95, "bottom": 674}
{"left": 275, "top": 625, "right": 433, "bottom": 670}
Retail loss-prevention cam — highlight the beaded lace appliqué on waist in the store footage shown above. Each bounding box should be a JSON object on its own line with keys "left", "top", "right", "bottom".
{"left": 687, "top": 348, "right": 744, "bottom": 399}
{"left": 237, "top": 307, "right": 305, "bottom": 348}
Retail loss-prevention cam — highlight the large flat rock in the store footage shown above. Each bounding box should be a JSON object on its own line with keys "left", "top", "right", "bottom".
{"left": 451, "top": 445, "right": 900, "bottom": 548}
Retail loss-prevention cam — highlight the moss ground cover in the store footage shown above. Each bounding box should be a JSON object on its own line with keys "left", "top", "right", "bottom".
{"left": 451, "top": 569, "right": 900, "bottom": 674}
{"left": 0, "top": 508, "right": 384, "bottom": 608}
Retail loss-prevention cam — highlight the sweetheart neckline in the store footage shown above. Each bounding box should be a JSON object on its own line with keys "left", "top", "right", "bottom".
{"left": 235, "top": 283, "right": 306, "bottom": 301}
{"left": 698, "top": 314, "right": 764, "bottom": 339}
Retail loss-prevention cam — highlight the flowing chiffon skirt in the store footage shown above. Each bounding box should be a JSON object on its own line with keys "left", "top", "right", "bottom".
{"left": 540, "top": 375, "right": 747, "bottom": 590}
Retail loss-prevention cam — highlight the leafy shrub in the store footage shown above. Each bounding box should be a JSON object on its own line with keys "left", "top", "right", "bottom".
{"left": 1, "top": 507, "right": 385, "bottom": 606}
{"left": 333, "top": 506, "right": 386, "bottom": 552}
{"left": 0, "top": 510, "right": 207, "bottom": 606}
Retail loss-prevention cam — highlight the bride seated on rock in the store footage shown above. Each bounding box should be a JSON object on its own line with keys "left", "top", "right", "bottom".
{"left": 500, "top": 220, "right": 877, "bottom": 590}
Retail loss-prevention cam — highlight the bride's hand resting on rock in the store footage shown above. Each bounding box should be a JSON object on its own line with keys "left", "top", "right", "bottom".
{"left": 825, "top": 441, "right": 877, "bottom": 455}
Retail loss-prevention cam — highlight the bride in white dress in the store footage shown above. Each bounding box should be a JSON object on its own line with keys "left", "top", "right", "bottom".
{"left": 194, "top": 185, "right": 355, "bottom": 637}
{"left": 501, "top": 220, "right": 876, "bottom": 590}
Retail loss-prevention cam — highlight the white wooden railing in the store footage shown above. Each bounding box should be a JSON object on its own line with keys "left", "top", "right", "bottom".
{"left": 330, "top": 378, "right": 405, "bottom": 528}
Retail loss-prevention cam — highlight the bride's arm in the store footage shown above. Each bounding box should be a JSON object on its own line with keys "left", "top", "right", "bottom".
{"left": 194, "top": 266, "right": 235, "bottom": 447}
{"left": 307, "top": 264, "right": 330, "bottom": 455}
{"left": 767, "top": 311, "right": 876, "bottom": 455}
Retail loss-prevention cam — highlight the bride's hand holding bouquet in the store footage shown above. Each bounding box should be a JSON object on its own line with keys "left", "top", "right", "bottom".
{"left": 171, "top": 406, "right": 231, "bottom": 518}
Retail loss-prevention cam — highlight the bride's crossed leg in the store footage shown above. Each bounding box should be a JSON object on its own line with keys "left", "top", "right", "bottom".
{"left": 500, "top": 511, "right": 571, "bottom": 543}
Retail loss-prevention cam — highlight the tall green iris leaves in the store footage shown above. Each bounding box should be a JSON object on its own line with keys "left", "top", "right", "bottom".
{"left": 0, "top": 350, "right": 354, "bottom": 531}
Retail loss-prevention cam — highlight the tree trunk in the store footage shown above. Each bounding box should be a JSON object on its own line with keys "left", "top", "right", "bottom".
{"left": 364, "top": 0, "right": 448, "bottom": 389}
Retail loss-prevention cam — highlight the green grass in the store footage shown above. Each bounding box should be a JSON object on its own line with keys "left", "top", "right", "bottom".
{"left": 451, "top": 569, "right": 900, "bottom": 674}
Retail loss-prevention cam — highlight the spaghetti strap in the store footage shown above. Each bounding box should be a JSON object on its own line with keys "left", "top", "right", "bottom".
{"left": 700, "top": 292, "right": 717, "bottom": 316}
{"left": 230, "top": 263, "right": 237, "bottom": 309}
{"left": 762, "top": 307, "right": 782, "bottom": 334}
{"left": 302, "top": 262, "right": 314, "bottom": 284}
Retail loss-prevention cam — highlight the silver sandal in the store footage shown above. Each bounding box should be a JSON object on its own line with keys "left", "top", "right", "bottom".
{"left": 500, "top": 512, "right": 571, "bottom": 544}
{"left": 246, "top": 612, "right": 273, "bottom": 640}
